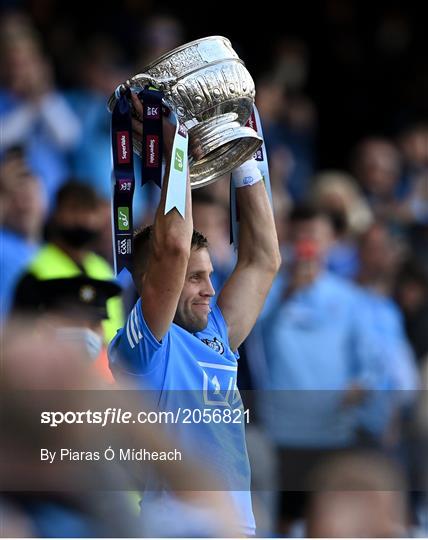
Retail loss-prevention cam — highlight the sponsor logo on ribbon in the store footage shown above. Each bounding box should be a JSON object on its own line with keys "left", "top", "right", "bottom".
{"left": 118, "top": 179, "right": 132, "bottom": 191}
{"left": 144, "top": 105, "right": 160, "bottom": 119}
{"left": 146, "top": 135, "right": 159, "bottom": 167}
{"left": 116, "top": 131, "right": 130, "bottom": 164}
{"left": 254, "top": 148, "right": 264, "bottom": 161}
{"left": 117, "top": 238, "right": 132, "bottom": 255}
{"left": 178, "top": 124, "right": 187, "bottom": 138}
{"left": 246, "top": 112, "right": 256, "bottom": 131}
{"left": 174, "top": 148, "right": 184, "bottom": 172}
{"left": 118, "top": 207, "right": 129, "bottom": 230}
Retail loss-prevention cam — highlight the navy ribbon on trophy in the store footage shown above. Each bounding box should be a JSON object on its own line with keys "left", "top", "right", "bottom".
{"left": 111, "top": 87, "right": 135, "bottom": 277}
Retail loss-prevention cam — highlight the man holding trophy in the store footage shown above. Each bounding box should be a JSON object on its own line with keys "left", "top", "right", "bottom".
{"left": 108, "top": 36, "right": 280, "bottom": 535}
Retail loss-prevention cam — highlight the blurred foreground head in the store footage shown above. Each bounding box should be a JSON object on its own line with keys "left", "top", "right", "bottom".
{"left": 1, "top": 317, "right": 104, "bottom": 391}
{"left": 0, "top": 319, "right": 242, "bottom": 537}
{"left": 306, "top": 450, "right": 409, "bottom": 538}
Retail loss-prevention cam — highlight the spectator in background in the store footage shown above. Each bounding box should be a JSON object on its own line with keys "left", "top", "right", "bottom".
{"left": 12, "top": 180, "right": 124, "bottom": 344}
{"left": 269, "top": 37, "right": 317, "bottom": 202}
{"left": 351, "top": 136, "right": 415, "bottom": 231}
{"left": 0, "top": 13, "right": 81, "bottom": 210}
{"left": 255, "top": 77, "right": 288, "bottom": 149}
{"left": 255, "top": 77, "right": 294, "bottom": 198}
{"left": 271, "top": 38, "right": 309, "bottom": 94}
{"left": 256, "top": 75, "right": 316, "bottom": 202}
{"left": 66, "top": 36, "right": 129, "bottom": 201}
{"left": 356, "top": 221, "right": 405, "bottom": 295}
{"left": 0, "top": 147, "right": 45, "bottom": 320}
{"left": 395, "top": 258, "right": 428, "bottom": 366}
{"left": 398, "top": 122, "right": 428, "bottom": 224}
{"left": 309, "top": 170, "right": 373, "bottom": 279}
{"left": 257, "top": 205, "right": 383, "bottom": 534}
{"left": 398, "top": 123, "right": 428, "bottom": 267}
{"left": 355, "top": 223, "right": 419, "bottom": 445}
{"left": 135, "top": 13, "right": 184, "bottom": 69}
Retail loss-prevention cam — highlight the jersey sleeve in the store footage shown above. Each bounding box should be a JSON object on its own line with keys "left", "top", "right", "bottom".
{"left": 108, "top": 298, "right": 166, "bottom": 376}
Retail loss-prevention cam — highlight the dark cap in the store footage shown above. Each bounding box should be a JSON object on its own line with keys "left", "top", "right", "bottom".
{"left": 36, "top": 275, "right": 122, "bottom": 320}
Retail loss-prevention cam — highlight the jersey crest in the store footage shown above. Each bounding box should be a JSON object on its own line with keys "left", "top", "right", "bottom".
{"left": 200, "top": 337, "right": 225, "bottom": 355}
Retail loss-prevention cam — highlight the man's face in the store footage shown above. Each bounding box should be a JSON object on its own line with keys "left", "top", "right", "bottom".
{"left": 54, "top": 203, "right": 102, "bottom": 231}
{"left": 174, "top": 248, "right": 215, "bottom": 333}
{"left": 359, "top": 225, "right": 399, "bottom": 277}
{"left": 357, "top": 141, "right": 400, "bottom": 197}
{"left": 0, "top": 154, "right": 46, "bottom": 239}
{"left": 288, "top": 217, "right": 334, "bottom": 262}
{"left": 4, "top": 175, "right": 46, "bottom": 238}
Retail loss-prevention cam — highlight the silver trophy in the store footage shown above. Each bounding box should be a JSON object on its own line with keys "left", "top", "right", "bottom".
{"left": 108, "top": 36, "right": 262, "bottom": 188}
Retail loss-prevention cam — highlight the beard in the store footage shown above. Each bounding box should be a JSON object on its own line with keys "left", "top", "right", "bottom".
{"left": 174, "top": 308, "right": 209, "bottom": 334}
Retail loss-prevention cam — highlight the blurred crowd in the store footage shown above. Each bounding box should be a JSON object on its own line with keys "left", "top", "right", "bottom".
{"left": 1, "top": 4, "right": 427, "bottom": 538}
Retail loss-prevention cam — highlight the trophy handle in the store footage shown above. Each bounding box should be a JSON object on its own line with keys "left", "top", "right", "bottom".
{"left": 127, "top": 73, "right": 176, "bottom": 92}
{"left": 107, "top": 73, "right": 177, "bottom": 112}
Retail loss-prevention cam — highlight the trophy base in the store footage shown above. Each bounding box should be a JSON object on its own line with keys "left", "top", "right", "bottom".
{"left": 188, "top": 113, "right": 263, "bottom": 189}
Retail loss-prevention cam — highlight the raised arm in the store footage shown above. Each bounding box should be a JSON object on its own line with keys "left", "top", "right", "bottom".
{"left": 217, "top": 159, "right": 281, "bottom": 351}
{"left": 131, "top": 93, "right": 192, "bottom": 341}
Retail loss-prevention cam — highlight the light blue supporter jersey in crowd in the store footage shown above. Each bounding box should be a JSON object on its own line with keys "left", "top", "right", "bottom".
{"left": 258, "top": 271, "right": 384, "bottom": 448}
{"left": 108, "top": 298, "right": 255, "bottom": 536}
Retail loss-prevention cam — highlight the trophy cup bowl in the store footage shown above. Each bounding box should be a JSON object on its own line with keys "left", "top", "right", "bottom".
{"left": 108, "top": 36, "right": 262, "bottom": 188}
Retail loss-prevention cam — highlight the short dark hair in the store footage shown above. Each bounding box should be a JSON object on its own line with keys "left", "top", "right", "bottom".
{"left": 132, "top": 225, "right": 208, "bottom": 293}
{"left": 55, "top": 180, "right": 99, "bottom": 211}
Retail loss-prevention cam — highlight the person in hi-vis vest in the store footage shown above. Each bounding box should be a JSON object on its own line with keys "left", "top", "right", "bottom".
{"left": 12, "top": 180, "right": 124, "bottom": 345}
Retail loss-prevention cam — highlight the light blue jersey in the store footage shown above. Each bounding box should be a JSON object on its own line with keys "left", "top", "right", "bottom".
{"left": 108, "top": 299, "right": 255, "bottom": 535}
{"left": 258, "top": 271, "right": 384, "bottom": 448}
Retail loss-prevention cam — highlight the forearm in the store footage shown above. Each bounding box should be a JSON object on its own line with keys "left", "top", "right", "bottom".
{"left": 236, "top": 181, "right": 281, "bottom": 271}
{"left": 217, "top": 180, "right": 281, "bottom": 349}
{"left": 153, "top": 158, "right": 193, "bottom": 254}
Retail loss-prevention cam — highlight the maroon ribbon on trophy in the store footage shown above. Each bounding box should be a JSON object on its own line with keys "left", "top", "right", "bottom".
{"left": 138, "top": 87, "right": 164, "bottom": 187}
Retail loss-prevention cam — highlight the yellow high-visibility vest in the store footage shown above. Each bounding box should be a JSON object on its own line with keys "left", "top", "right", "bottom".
{"left": 28, "top": 243, "right": 123, "bottom": 343}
